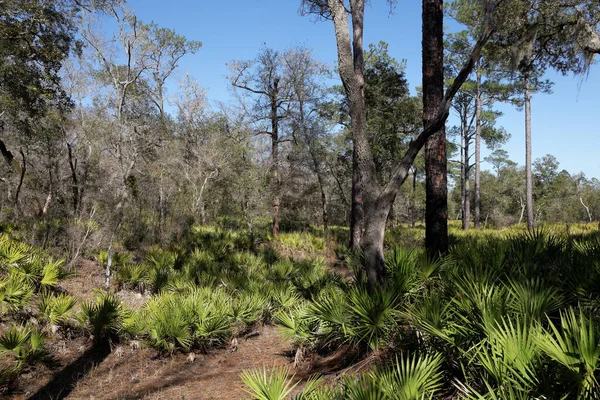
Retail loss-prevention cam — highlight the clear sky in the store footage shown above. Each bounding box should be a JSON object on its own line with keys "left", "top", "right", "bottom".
{"left": 127, "top": 0, "right": 599, "bottom": 179}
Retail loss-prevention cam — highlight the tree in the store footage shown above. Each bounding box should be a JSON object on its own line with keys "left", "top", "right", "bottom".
{"left": 301, "top": 0, "right": 498, "bottom": 285}
{"left": 285, "top": 47, "right": 333, "bottom": 237}
{"left": 229, "top": 47, "right": 300, "bottom": 237}
{"left": 80, "top": 4, "right": 200, "bottom": 287}
{"left": 422, "top": 0, "right": 447, "bottom": 256}
{"left": 333, "top": 42, "right": 422, "bottom": 227}
{"left": 0, "top": 0, "right": 119, "bottom": 219}
{"left": 444, "top": 17, "right": 519, "bottom": 229}
{"left": 499, "top": 0, "right": 599, "bottom": 228}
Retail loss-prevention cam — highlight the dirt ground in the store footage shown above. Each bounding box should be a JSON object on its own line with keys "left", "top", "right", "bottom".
{"left": 8, "top": 325, "right": 295, "bottom": 400}
{"left": 4, "top": 261, "right": 299, "bottom": 400}
{"left": 4, "top": 254, "right": 358, "bottom": 400}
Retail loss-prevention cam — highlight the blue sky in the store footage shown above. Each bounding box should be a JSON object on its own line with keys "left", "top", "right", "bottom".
{"left": 128, "top": 0, "right": 599, "bottom": 179}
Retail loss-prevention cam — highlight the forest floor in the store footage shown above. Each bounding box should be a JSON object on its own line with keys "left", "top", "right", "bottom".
{"left": 6, "top": 254, "right": 354, "bottom": 399}
{"left": 6, "top": 260, "right": 296, "bottom": 400}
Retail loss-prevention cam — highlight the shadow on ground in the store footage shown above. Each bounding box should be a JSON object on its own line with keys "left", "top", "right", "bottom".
{"left": 28, "top": 341, "right": 111, "bottom": 400}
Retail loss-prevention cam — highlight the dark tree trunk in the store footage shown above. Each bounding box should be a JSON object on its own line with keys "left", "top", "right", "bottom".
{"left": 411, "top": 167, "right": 417, "bottom": 228}
{"left": 474, "top": 66, "right": 482, "bottom": 228}
{"left": 316, "top": 165, "right": 329, "bottom": 239}
{"left": 325, "top": 0, "right": 494, "bottom": 286}
{"left": 423, "top": 0, "right": 448, "bottom": 257}
{"left": 15, "top": 149, "right": 26, "bottom": 216}
{"left": 67, "top": 142, "right": 80, "bottom": 214}
{"left": 462, "top": 114, "right": 470, "bottom": 230}
{"left": 270, "top": 79, "right": 281, "bottom": 237}
{"left": 524, "top": 75, "right": 534, "bottom": 230}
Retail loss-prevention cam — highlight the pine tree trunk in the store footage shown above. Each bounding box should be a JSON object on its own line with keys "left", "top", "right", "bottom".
{"left": 462, "top": 122, "right": 470, "bottom": 230}
{"left": 524, "top": 75, "right": 534, "bottom": 230}
{"left": 423, "top": 0, "right": 448, "bottom": 257}
{"left": 474, "top": 67, "right": 482, "bottom": 228}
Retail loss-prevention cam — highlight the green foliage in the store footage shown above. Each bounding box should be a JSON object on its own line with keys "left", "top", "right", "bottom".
{"left": 117, "top": 262, "right": 150, "bottom": 291}
{"left": 78, "top": 291, "right": 126, "bottom": 340}
{"left": 0, "top": 275, "right": 34, "bottom": 315}
{"left": 241, "top": 366, "right": 299, "bottom": 400}
{"left": 0, "top": 324, "right": 47, "bottom": 373}
{"left": 38, "top": 292, "right": 77, "bottom": 327}
{"left": 346, "top": 285, "right": 400, "bottom": 350}
{"left": 272, "top": 229, "right": 600, "bottom": 399}
{"left": 536, "top": 309, "right": 600, "bottom": 399}
{"left": 377, "top": 353, "right": 444, "bottom": 399}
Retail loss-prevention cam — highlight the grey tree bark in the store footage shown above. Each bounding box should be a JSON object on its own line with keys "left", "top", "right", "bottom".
{"left": 524, "top": 75, "right": 534, "bottom": 230}
{"left": 474, "top": 67, "right": 482, "bottom": 228}
{"left": 323, "top": 0, "right": 497, "bottom": 286}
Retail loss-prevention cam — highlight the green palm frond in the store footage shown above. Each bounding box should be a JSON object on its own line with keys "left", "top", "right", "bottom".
{"left": 241, "top": 366, "right": 299, "bottom": 400}
{"left": 536, "top": 308, "right": 600, "bottom": 399}
{"left": 474, "top": 317, "right": 540, "bottom": 390}
{"left": 377, "top": 353, "right": 443, "bottom": 400}
{"left": 340, "top": 376, "right": 387, "bottom": 400}
{"left": 275, "top": 306, "right": 314, "bottom": 345}
{"left": 506, "top": 277, "right": 564, "bottom": 322}
{"left": 0, "top": 324, "right": 30, "bottom": 352}
{"left": 38, "top": 292, "right": 77, "bottom": 326}
{"left": 347, "top": 284, "right": 400, "bottom": 350}
{"left": 79, "top": 291, "right": 125, "bottom": 340}
{"left": 0, "top": 239, "right": 27, "bottom": 268}
{"left": 0, "top": 275, "right": 34, "bottom": 313}
{"left": 40, "top": 258, "right": 63, "bottom": 288}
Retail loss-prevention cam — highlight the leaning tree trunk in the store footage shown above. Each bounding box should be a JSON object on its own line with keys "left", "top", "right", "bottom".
{"left": 423, "top": 0, "right": 448, "bottom": 257}
{"left": 524, "top": 75, "right": 534, "bottom": 230}
{"left": 326, "top": 0, "right": 495, "bottom": 287}
{"left": 474, "top": 66, "right": 482, "bottom": 228}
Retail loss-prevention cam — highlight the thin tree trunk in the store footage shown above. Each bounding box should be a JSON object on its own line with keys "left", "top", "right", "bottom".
{"left": 361, "top": 199, "right": 388, "bottom": 287}
{"left": 518, "top": 198, "right": 526, "bottom": 225}
{"left": 310, "top": 152, "right": 329, "bottom": 240}
{"left": 580, "top": 195, "right": 592, "bottom": 222}
{"left": 270, "top": 80, "right": 280, "bottom": 237}
{"left": 242, "top": 195, "right": 255, "bottom": 251}
{"left": 67, "top": 142, "right": 79, "bottom": 214}
{"left": 524, "top": 75, "right": 534, "bottom": 230}
{"left": 460, "top": 123, "right": 465, "bottom": 226}
{"left": 14, "top": 149, "right": 26, "bottom": 216}
{"left": 462, "top": 115, "right": 471, "bottom": 230}
{"left": 411, "top": 167, "right": 417, "bottom": 228}
{"left": 423, "top": 0, "right": 448, "bottom": 257}
{"left": 326, "top": 0, "right": 496, "bottom": 286}
{"left": 474, "top": 66, "right": 482, "bottom": 228}
{"left": 105, "top": 207, "right": 123, "bottom": 291}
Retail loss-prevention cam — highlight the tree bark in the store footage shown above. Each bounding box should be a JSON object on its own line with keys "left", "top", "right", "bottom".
{"left": 524, "top": 75, "right": 534, "bottom": 230}
{"left": 474, "top": 66, "right": 482, "bottom": 228}
{"left": 462, "top": 118, "right": 471, "bottom": 230}
{"left": 15, "top": 149, "right": 26, "bottom": 216}
{"left": 325, "top": 0, "right": 496, "bottom": 286}
{"left": 270, "top": 79, "right": 281, "bottom": 237}
{"left": 580, "top": 195, "right": 592, "bottom": 223}
{"left": 67, "top": 142, "right": 80, "bottom": 214}
{"left": 349, "top": 159, "right": 363, "bottom": 249}
{"left": 423, "top": 0, "right": 448, "bottom": 257}
{"left": 411, "top": 167, "right": 417, "bottom": 228}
